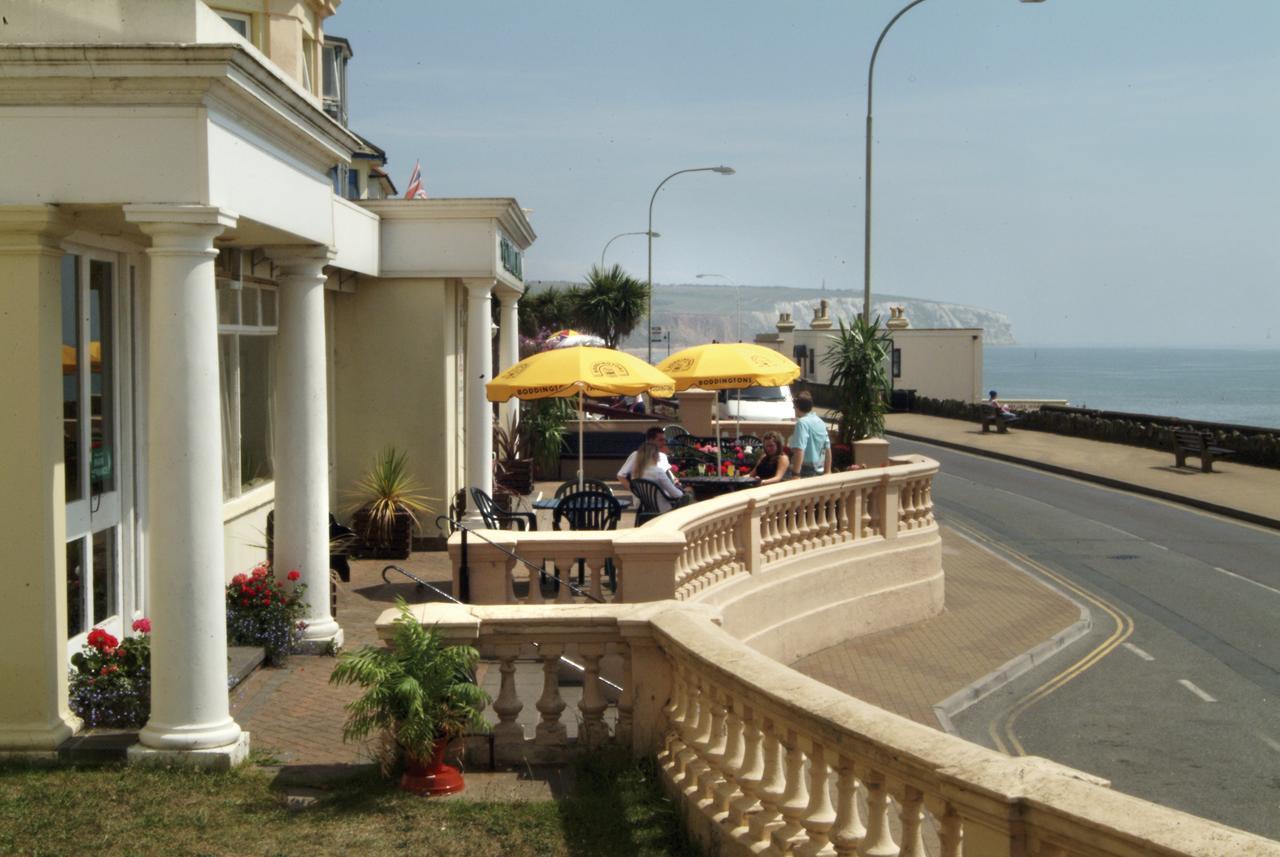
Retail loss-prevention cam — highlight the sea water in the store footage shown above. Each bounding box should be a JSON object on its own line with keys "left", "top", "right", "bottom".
{"left": 983, "top": 347, "right": 1280, "bottom": 430}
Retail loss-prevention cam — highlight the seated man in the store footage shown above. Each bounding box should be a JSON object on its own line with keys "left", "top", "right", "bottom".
{"left": 987, "top": 390, "right": 1019, "bottom": 422}
{"left": 618, "top": 426, "right": 680, "bottom": 492}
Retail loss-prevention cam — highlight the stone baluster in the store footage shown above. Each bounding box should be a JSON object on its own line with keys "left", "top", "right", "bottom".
{"left": 553, "top": 555, "right": 577, "bottom": 604}
{"left": 847, "top": 486, "right": 862, "bottom": 543}
{"left": 770, "top": 728, "right": 811, "bottom": 854}
{"left": 577, "top": 643, "right": 609, "bottom": 748}
{"left": 817, "top": 493, "right": 835, "bottom": 546}
{"left": 712, "top": 695, "right": 746, "bottom": 822}
{"left": 896, "top": 784, "right": 927, "bottom": 857}
{"left": 587, "top": 557, "right": 605, "bottom": 602}
{"left": 937, "top": 802, "right": 963, "bottom": 857}
{"left": 795, "top": 737, "right": 837, "bottom": 856}
{"left": 611, "top": 640, "right": 633, "bottom": 748}
{"left": 861, "top": 770, "right": 899, "bottom": 857}
{"left": 922, "top": 479, "right": 935, "bottom": 525}
{"left": 534, "top": 642, "right": 567, "bottom": 746}
{"left": 900, "top": 480, "right": 916, "bottom": 529}
{"left": 675, "top": 680, "right": 710, "bottom": 787}
{"left": 727, "top": 705, "right": 764, "bottom": 834}
{"left": 491, "top": 643, "right": 525, "bottom": 749}
{"left": 862, "top": 487, "right": 877, "bottom": 537}
{"left": 688, "top": 684, "right": 724, "bottom": 802}
{"left": 660, "top": 664, "right": 689, "bottom": 769}
{"left": 829, "top": 755, "right": 865, "bottom": 857}
{"left": 748, "top": 719, "right": 786, "bottom": 845}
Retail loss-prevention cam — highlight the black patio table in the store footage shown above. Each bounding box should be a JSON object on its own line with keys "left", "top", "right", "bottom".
{"left": 678, "top": 475, "right": 761, "bottom": 502}
{"left": 533, "top": 494, "right": 634, "bottom": 511}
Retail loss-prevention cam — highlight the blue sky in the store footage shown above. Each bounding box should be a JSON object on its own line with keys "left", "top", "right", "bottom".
{"left": 332, "top": 1, "right": 1279, "bottom": 347}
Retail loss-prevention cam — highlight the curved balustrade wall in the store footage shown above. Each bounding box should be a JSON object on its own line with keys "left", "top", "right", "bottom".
{"left": 389, "top": 602, "right": 1280, "bottom": 857}
{"left": 449, "top": 456, "right": 943, "bottom": 663}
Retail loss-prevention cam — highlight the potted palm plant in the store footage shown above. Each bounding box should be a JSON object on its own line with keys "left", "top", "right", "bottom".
{"left": 330, "top": 599, "right": 489, "bottom": 795}
{"left": 348, "top": 446, "right": 432, "bottom": 559}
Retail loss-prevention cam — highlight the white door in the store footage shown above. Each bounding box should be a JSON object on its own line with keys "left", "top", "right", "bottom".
{"left": 61, "top": 250, "right": 134, "bottom": 644}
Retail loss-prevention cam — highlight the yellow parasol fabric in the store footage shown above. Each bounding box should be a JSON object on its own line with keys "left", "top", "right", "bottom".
{"left": 487, "top": 346, "right": 674, "bottom": 402}
{"left": 486, "top": 346, "right": 675, "bottom": 491}
{"left": 657, "top": 342, "right": 800, "bottom": 391}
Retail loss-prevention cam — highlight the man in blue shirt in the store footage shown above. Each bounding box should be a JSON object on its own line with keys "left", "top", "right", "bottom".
{"left": 788, "top": 391, "right": 831, "bottom": 478}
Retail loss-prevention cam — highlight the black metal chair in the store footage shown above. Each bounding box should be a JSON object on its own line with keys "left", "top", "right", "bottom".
{"left": 663, "top": 425, "right": 690, "bottom": 445}
{"left": 553, "top": 477, "right": 612, "bottom": 499}
{"left": 470, "top": 488, "right": 537, "bottom": 531}
{"left": 629, "top": 478, "right": 669, "bottom": 526}
{"left": 552, "top": 489, "right": 622, "bottom": 592}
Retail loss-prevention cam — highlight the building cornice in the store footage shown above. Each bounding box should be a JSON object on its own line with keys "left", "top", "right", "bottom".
{"left": 0, "top": 44, "right": 362, "bottom": 169}
{"left": 359, "top": 198, "right": 537, "bottom": 249}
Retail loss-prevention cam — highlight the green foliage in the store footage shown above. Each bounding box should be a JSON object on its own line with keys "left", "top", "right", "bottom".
{"left": 522, "top": 398, "right": 575, "bottom": 477}
{"left": 518, "top": 286, "right": 579, "bottom": 338}
{"left": 569, "top": 264, "right": 650, "bottom": 348}
{"left": 823, "top": 316, "right": 893, "bottom": 443}
{"left": 329, "top": 599, "right": 489, "bottom": 767}
{"left": 348, "top": 446, "right": 433, "bottom": 539}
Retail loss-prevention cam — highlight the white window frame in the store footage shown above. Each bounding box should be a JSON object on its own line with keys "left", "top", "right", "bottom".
{"left": 214, "top": 10, "right": 253, "bottom": 42}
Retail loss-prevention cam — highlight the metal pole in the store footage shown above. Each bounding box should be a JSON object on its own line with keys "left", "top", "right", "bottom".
{"left": 601, "top": 231, "right": 655, "bottom": 269}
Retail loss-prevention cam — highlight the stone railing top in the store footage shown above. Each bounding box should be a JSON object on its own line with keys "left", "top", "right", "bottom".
{"left": 389, "top": 600, "right": 1280, "bottom": 857}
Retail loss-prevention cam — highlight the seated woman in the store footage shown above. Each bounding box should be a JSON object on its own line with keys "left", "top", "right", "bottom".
{"left": 748, "top": 431, "right": 791, "bottom": 486}
{"left": 631, "top": 441, "right": 687, "bottom": 512}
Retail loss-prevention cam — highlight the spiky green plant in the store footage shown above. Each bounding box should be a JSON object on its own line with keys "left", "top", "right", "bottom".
{"left": 347, "top": 446, "right": 433, "bottom": 540}
{"left": 569, "top": 264, "right": 649, "bottom": 348}
{"left": 329, "top": 598, "right": 489, "bottom": 769}
{"left": 523, "top": 398, "right": 574, "bottom": 477}
{"left": 823, "top": 316, "right": 893, "bottom": 443}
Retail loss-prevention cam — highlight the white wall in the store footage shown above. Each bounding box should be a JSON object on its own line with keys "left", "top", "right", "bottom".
{"left": 892, "top": 328, "right": 983, "bottom": 402}
{"left": 331, "top": 197, "right": 379, "bottom": 275}
{"left": 378, "top": 219, "right": 497, "bottom": 279}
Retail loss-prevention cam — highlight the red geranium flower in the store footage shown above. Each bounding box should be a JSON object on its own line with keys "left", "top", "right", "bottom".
{"left": 287, "top": 570, "right": 300, "bottom": 582}
{"left": 87, "top": 628, "right": 119, "bottom": 651}
{"left": 232, "top": 573, "right": 248, "bottom": 586}
{"left": 132, "top": 617, "right": 151, "bottom": 634}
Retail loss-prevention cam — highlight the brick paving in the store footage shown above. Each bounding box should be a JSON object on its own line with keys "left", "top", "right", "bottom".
{"left": 791, "top": 526, "right": 1080, "bottom": 728}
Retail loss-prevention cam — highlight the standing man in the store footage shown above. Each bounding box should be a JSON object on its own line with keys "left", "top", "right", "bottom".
{"left": 788, "top": 391, "right": 831, "bottom": 478}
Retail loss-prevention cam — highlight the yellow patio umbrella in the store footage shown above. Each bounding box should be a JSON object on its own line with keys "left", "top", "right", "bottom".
{"left": 657, "top": 342, "right": 801, "bottom": 471}
{"left": 486, "top": 345, "right": 675, "bottom": 491}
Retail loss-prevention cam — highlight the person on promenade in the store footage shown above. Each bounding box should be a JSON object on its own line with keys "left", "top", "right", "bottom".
{"left": 618, "top": 426, "right": 681, "bottom": 492}
{"left": 788, "top": 391, "right": 831, "bottom": 478}
{"left": 749, "top": 431, "right": 791, "bottom": 486}
{"left": 988, "top": 390, "right": 1019, "bottom": 425}
{"left": 628, "top": 441, "right": 687, "bottom": 512}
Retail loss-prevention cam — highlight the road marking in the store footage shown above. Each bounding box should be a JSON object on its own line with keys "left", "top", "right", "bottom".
{"left": 1122, "top": 642, "right": 1155, "bottom": 661}
{"left": 948, "top": 519, "right": 1136, "bottom": 756}
{"left": 1213, "top": 566, "right": 1280, "bottom": 598}
{"left": 1178, "top": 679, "right": 1217, "bottom": 703}
{"left": 1151, "top": 543, "right": 1169, "bottom": 551}
{"left": 1259, "top": 733, "right": 1280, "bottom": 754}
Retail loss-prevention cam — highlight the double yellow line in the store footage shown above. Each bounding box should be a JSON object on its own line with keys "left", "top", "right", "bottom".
{"left": 948, "top": 519, "right": 1135, "bottom": 756}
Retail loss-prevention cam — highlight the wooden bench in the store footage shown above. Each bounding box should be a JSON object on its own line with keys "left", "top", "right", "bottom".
{"left": 981, "top": 404, "right": 1013, "bottom": 434}
{"left": 1171, "top": 429, "right": 1235, "bottom": 473}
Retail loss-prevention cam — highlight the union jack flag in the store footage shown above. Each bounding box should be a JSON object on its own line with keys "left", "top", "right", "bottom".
{"left": 404, "top": 160, "right": 428, "bottom": 199}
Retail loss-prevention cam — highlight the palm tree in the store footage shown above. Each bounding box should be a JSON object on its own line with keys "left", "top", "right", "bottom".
{"left": 569, "top": 264, "right": 649, "bottom": 348}
{"left": 518, "top": 286, "right": 579, "bottom": 338}
{"left": 823, "top": 316, "right": 893, "bottom": 443}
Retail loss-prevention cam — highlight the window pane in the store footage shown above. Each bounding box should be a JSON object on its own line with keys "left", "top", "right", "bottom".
{"left": 218, "top": 334, "right": 239, "bottom": 500}
{"left": 217, "top": 283, "right": 239, "bottom": 326}
{"left": 66, "top": 538, "right": 85, "bottom": 638}
{"left": 61, "top": 255, "right": 82, "bottom": 502}
{"left": 238, "top": 335, "right": 275, "bottom": 491}
{"left": 92, "top": 528, "right": 118, "bottom": 625}
{"left": 219, "top": 14, "right": 249, "bottom": 38}
{"left": 241, "top": 286, "right": 260, "bottom": 327}
{"left": 261, "top": 289, "right": 277, "bottom": 327}
{"left": 88, "top": 260, "right": 115, "bottom": 493}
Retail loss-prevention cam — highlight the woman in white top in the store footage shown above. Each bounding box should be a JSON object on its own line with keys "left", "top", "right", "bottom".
{"left": 631, "top": 442, "right": 686, "bottom": 513}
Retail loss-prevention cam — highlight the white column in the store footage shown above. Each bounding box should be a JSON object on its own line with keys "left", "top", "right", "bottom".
{"left": 264, "top": 245, "right": 341, "bottom": 648}
{"left": 123, "top": 205, "right": 247, "bottom": 764}
{"left": 496, "top": 290, "right": 520, "bottom": 428}
{"left": 463, "top": 279, "right": 495, "bottom": 525}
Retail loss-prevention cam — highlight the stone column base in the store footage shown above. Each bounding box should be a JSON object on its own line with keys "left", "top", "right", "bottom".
{"left": 127, "top": 731, "right": 250, "bottom": 771}
{"left": 294, "top": 627, "right": 344, "bottom": 654}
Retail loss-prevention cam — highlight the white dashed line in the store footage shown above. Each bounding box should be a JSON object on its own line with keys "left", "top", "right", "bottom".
{"left": 1214, "top": 566, "right": 1280, "bottom": 598}
{"left": 1151, "top": 543, "right": 1169, "bottom": 551}
{"left": 1177, "top": 679, "right": 1217, "bottom": 703}
{"left": 1122, "top": 643, "right": 1155, "bottom": 661}
{"left": 1259, "top": 733, "right": 1280, "bottom": 754}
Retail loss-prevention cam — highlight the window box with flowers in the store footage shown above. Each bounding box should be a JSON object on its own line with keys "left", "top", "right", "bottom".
{"left": 226, "top": 563, "right": 309, "bottom": 666}
{"left": 68, "top": 618, "right": 152, "bottom": 729}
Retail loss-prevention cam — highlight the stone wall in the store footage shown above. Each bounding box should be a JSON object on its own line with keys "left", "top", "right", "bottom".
{"left": 912, "top": 397, "right": 1280, "bottom": 469}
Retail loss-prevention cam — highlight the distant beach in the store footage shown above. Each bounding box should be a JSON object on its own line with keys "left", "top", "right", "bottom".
{"left": 983, "top": 347, "right": 1280, "bottom": 430}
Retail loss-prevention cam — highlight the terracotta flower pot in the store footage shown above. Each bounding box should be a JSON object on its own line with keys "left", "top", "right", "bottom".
{"left": 399, "top": 737, "right": 464, "bottom": 796}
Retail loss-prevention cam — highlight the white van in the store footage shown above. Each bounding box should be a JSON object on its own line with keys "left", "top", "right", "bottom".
{"left": 718, "top": 385, "right": 794, "bottom": 422}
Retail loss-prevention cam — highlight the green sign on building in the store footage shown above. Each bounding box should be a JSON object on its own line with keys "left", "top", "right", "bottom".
{"left": 499, "top": 235, "right": 522, "bottom": 280}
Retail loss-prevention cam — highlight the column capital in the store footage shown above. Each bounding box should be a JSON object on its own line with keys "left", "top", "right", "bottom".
{"left": 0, "top": 205, "right": 73, "bottom": 256}
{"left": 462, "top": 277, "right": 496, "bottom": 297}
{"left": 124, "top": 205, "right": 237, "bottom": 254}
{"left": 260, "top": 244, "right": 337, "bottom": 274}
{"left": 495, "top": 289, "right": 520, "bottom": 308}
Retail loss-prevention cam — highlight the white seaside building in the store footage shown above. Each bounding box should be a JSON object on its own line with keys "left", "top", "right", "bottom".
{"left": 0, "top": 0, "right": 530, "bottom": 764}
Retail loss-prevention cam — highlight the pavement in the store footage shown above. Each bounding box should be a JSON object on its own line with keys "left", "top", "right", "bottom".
{"left": 886, "top": 412, "right": 1280, "bottom": 528}
{"left": 227, "top": 416, "right": 1278, "bottom": 783}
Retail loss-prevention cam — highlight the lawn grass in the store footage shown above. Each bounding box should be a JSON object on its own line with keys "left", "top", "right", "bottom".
{"left": 0, "top": 754, "right": 697, "bottom": 857}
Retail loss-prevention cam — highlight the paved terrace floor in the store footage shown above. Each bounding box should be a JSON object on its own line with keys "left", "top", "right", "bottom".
{"left": 885, "top": 412, "right": 1280, "bottom": 527}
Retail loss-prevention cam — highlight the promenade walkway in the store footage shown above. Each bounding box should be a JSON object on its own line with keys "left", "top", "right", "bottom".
{"left": 885, "top": 412, "right": 1280, "bottom": 528}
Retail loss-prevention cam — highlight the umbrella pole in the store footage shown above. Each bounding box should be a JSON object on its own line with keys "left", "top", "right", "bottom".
{"left": 716, "top": 411, "right": 723, "bottom": 473}
{"left": 578, "top": 388, "right": 585, "bottom": 492}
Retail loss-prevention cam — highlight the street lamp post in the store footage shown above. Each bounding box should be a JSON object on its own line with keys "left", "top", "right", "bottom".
{"left": 647, "top": 165, "right": 736, "bottom": 362}
{"left": 601, "top": 231, "right": 660, "bottom": 269}
{"left": 695, "top": 273, "right": 741, "bottom": 342}
{"left": 863, "top": 0, "right": 1045, "bottom": 323}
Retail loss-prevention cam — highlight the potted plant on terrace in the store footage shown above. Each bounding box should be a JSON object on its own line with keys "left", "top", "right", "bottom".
{"left": 348, "top": 446, "right": 432, "bottom": 559}
{"left": 329, "top": 599, "right": 489, "bottom": 795}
